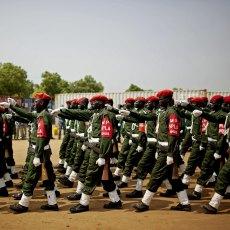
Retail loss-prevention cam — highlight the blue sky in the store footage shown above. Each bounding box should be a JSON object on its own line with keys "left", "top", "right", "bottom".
{"left": 0, "top": 0, "right": 229, "bottom": 92}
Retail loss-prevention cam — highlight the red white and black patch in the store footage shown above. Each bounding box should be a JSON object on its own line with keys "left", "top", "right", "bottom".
{"left": 101, "top": 116, "right": 113, "bottom": 138}
{"left": 37, "top": 117, "right": 47, "bottom": 138}
{"left": 168, "top": 114, "right": 180, "bottom": 136}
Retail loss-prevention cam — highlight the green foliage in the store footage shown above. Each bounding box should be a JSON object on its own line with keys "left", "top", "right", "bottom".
{"left": 68, "top": 75, "right": 104, "bottom": 93}
{"left": 125, "top": 84, "right": 143, "bottom": 92}
{"left": 0, "top": 62, "right": 33, "bottom": 97}
{"left": 39, "top": 71, "right": 69, "bottom": 97}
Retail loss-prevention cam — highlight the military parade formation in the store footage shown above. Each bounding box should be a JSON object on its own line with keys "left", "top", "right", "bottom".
{"left": 0, "top": 89, "right": 229, "bottom": 215}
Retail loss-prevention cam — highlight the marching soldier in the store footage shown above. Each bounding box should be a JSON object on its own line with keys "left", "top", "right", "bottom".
{"left": 111, "top": 98, "right": 135, "bottom": 180}
{"left": 68, "top": 95, "right": 122, "bottom": 213}
{"left": 58, "top": 97, "right": 89, "bottom": 188}
{"left": 9, "top": 92, "right": 58, "bottom": 213}
{"left": 189, "top": 95, "right": 227, "bottom": 199}
{"left": 202, "top": 95, "right": 230, "bottom": 213}
{"left": 133, "top": 89, "right": 191, "bottom": 212}
{"left": 121, "top": 96, "right": 159, "bottom": 198}
{"left": 179, "top": 97, "right": 207, "bottom": 187}
{"left": 118, "top": 96, "right": 147, "bottom": 188}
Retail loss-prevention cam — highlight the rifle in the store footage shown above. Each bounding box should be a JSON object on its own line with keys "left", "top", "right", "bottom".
{"left": 40, "top": 163, "right": 48, "bottom": 181}
{"left": 101, "top": 158, "right": 110, "bottom": 180}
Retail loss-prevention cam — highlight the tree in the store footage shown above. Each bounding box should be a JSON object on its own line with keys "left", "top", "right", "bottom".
{"left": 39, "top": 71, "right": 69, "bottom": 97}
{"left": 68, "top": 75, "right": 104, "bottom": 93}
{"left": 0, "top": 62, "right": 34, "bottom": 97}
{"left": 125, "top": 84, "right": 143, "bottom": 92}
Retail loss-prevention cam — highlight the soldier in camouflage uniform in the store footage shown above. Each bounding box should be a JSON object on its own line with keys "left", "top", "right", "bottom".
{"left": 133, "top": 89, "right": 191, "bottom": 212}
{"left": 118, "top": 97, "right": 147, "bottom": 188}
{"left": 58, "top": 97, "right": 89, "bottom": 188}
{"left": 10, "top": 92, "right": 58, "bottom": 213}
{"left": 121, "top": 96, "right": 159, "bottom": 198}
{"left": 188, "top": 95, "right": 227, "bottom": 200}
{"left": 178, "top": 97, "right": 207, "bottom": 187}
{"left": 111, "top": 98, "right": 135, "bottom": 180}
{"left": 61, "top": 99, "right": 79, "bottom": 177}
{"left": 201, "top": 95, "right": 230, "bottom": 213}
{"left": 68, "top": 95, "right": 122, "bottom": 213}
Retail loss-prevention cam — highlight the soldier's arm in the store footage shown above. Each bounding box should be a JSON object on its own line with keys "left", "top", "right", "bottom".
{"left": 176, "top": 108, "right": 191, "bottom": 120}
{"left": 201, "top": 111, "right": 226, "bottom": 123}
{"left": 122, "top": 116, "right": 139, "bottom": 123}
{"left": 129, "top": 110, "right": 156, "bottom": 122}
{"left": 10, "top": 105, "right": 36, "bottom": 121}
{"left": 108, "top": 107, "right": 119, "bottom": 114}
{"left": 60, "top": 108, "right": 92, "bottom": 121}
{"left": 13, "top": 114, "right": 30, "bottom": 124}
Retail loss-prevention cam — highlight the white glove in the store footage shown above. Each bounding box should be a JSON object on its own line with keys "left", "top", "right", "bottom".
{"left": 5, "top": 114, "right": 12, "bottom": 119}
{"left": 136, "top": 145, "right": 143, "bottom": 152}
{"left": 180, "top": 154, "right": 185, "bottom": 160}
{"left": 110, "top": 158, "right": 118, "bottom": 164}
{"left": 193, "top": 109, "right": 203, "bottom": 117}
{"left": 7, "top": 98, "right": 16, "bottom": 106}
{"left": 119, "top": 109, "right": 130, "bottom": 116}
{"left": 51, "top": 108, "right": 61, "bottom": 115}
{"left": 214, "top": 153, "right": 221, "bottom": 160}
{"left": 128, "top": 139, "right": 133, "bottom": 145}
{"left": 115, "top": 114, "right": 123, "bottom": 119}
{"left": 81, "top": 144, "right": 87, "bottom": 151}
{"left": 155, "top": 152, "right": 159, "bottom": 160}
{"left": 0, "top": 102, "right": 10, "bottom": 108}
{"left": 180, "top": 101, "right": 189, "bottom": 107}
{"left": 105, "top": 104, "right": 113, "bottom": 110}
{"left": 166, "top": 156, "right": 174, "bottom": 165}
{"left": 199, "top": 145, "right": 205, "bottom": 151}
{"left": 33, "top": 157, "right": 41, "bottom": 167}
{"left": 96, "top": 158, "right": 105, "bottom": 166}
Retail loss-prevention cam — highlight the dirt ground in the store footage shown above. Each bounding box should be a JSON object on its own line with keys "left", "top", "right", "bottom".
{"left": 0, "top": 138, "right": 229, "bottom": 230}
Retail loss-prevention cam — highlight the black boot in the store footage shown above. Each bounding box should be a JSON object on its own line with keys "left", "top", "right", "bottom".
{"left": 103, "top": 190, "right": 121, "bottom": 198}
{"left": 10, "top": 203, "right": 28, "bottom": 213}
{"left": 170, "top": 203, "right": 191, "bottom": 212}
{"left": 126, "top": 190, "right": 143, "bottom": 198}
{"left": 40, "top": 204, "right": 59, "bottom": 211}
{"left": 58, "top": 177, "right": 74, "bottom": 188}
{"left": 12, "top": 193, "right": 23, "bottom": 200}
{"left": 69, "top": 204, "right": 89, "bottom": 213}
{"left": 67, "top": 193, "right": 82, "bottom": 201}
{"left": 103, "top": 200, "right": 122, "bottom": 209}
{"left": 11, "top": 173, "right": 19, "bottom": 179}
{"left": 133, "top": 202, "right": 149, "bottom": 212}
{"left": 188, "top": 191, "right": 201, "bottom": 200}
{"left": 55, "top": 190, "right": 61, "bottom": 197}
{"left": 0, "top": 186, "right": 9, "bottom": 197}
{"left": 159, "top": 189, "right": 176, "bottom": 197}
{"left": 202, "top": 204, "right": 217, "bottom": 214}
{"left": 54, "top": 164, "right": 64, "bottom": 169}
{"left": 117, "top": 181, "right": 128, "bottom": 188}
{"left": 5, "top": 180, "right": 13, "bottom": 188}
{"left": 57, "top": 166, "right": 66, "bottom": 174}
{"left": 113, "top": 175, "right": 121, "bottom": 181}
